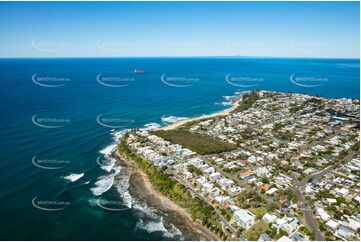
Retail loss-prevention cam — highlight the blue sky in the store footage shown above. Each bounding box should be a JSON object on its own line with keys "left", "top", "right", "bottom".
{"left": 0, "top": 1, "right": 359, "bottom": 58}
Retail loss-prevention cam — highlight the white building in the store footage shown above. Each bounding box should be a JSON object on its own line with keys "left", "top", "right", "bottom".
{"left": 188, "top": 157, "right": 204, "bottom": 167}
{"left": 233, "top": 209, "right": 256, "bottom": 229}
{"left": 209, "top": 172, "right": 221, "bottom": 181}
{"left": 325, "top": 220, "right": 340, "bottom": 231}
{"left": 266, "top": 187, "right": 278, "bottom": 195}
{"left": 336, "top": 187, "right": 349, "bottom": 197}
{"left": 263, "top": 213, "right": 277, "bottom": 223}
{"left": 316, "top": 208, "right": 330, "bottom": 222}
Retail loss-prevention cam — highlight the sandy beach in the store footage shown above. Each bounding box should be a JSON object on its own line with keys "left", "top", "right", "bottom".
{"left": 112, "top": 151, "right": 219, "bottom": 241}
{"left": 159, "top": 98, "right": 241, "bottom": 131}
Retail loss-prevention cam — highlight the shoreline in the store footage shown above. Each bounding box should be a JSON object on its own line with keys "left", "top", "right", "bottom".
{"left": 111, "top": 151, "right": 219, "bottom": 241}
{"left": 159, "top": 97, "right": 241, "bottom": 131}
{"left": 109, "top": 93, "right": 247, "bottom": 240}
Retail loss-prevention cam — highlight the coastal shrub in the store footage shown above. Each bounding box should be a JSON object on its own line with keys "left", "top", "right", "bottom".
{"left": 152, "top": 129, "right": 237, "bottom": 155}
{"left": 232, "top": 90, "right": 259, "bottom": 113}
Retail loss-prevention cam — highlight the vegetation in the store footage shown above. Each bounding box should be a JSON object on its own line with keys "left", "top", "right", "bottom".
{"left": 250, "top": 206, "right": 268, "bottom": 219}
{"left": 187, "top": 164, "right": 202, "bottom": 176}
{"left": 351, "top": 141, "right": 360, "bottom": 151}
{"left": 299, "top": 226, "right": 315, "bottom": 240}
{"left": 232, "top": 91, "right": 260, "bottom": 113}
{"left": 152, "top": 129, "right": 237, "bottom": 155}
{"left": 220, "top": 208, "right": 233, "bottom": 221}
{"left": 244, "top": 221, "right": 270, "bottom": 241}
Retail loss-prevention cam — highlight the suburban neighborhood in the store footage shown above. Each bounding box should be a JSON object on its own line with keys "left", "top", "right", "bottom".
{"left": 118, "top": 91, "right": 360, "bottom": 241}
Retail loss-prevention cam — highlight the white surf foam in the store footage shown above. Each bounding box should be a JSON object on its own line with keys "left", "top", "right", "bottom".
{"left": 93, "top": 129, "right": 129, "bottom": 197}
{"left": 99, "top": 157, "right": 115, "bottom": 172}
{"left": 90, "top": 175, "right": 114, "bottom": 196}
{"left": 215, "top": 101, "right": 233, "bottom": 106}
{"left": 112, "top": 129, "right": 128, "bottom": 142}
{"left": 136, "top": 217, "right": 183, "bottom": 239}
{"left": 136, "top": 218, "right": 167, "bottom": 233}
{"left": 132, "top": 200, "right": 160, "bottom": 220}
{"left": 114, "top": 170, "right": 132, "bottom": 208}
{"left": 99, "top": 144, "right": 117, "bottom": 156}
{"left": 99, "top": 129, "right": 129, "bottom": 157}
{"left": 144, "top": 123, "right": 161, "bottom": 130}
{"left": 164, "top": 224, "right": 183, "bottom": 238}
{"left": 161, "top": 116, "right": 188, "bottom": 124}
{"left": 62, "top": 173, "right": 84, "bottom": 182}
{"left": 90, "top": 162, "right": 122, "bottom": 196}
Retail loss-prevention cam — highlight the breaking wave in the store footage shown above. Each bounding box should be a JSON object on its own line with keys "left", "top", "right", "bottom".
{"left": 136, "top": 218, "right": 183, "bottom": 239}
{"left": 90, "top": 175, "right": 115, "bottom": 196}
{"left": 215, "top": 101, "right": 233, "bottom": 106}
{"left": 144, "top": 123, "right": 161, "bottom": 130}
{"left": 161, "top": 116, "right": 188, "bottom": 124}
{"left": 91, "top": 130, "right": 127, "bottom": 196}
{"left": 114, "top": 169, "right": 132, "bottom": 208}
{"left": 62, "top": 173, "right": 84, "bottom": 182}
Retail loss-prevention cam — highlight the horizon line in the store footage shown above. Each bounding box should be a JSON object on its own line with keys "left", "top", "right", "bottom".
{"left": 0, "top": 56, "right": 360, "bottom": 60}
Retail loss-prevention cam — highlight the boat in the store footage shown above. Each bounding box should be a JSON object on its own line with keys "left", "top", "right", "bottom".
{"left": 134, "top": 69, "right": 145, "bottom": 73}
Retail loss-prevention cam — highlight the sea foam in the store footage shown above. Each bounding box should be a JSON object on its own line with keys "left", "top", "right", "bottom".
{"left": 136, "top": 217, "right": 183, "bottom": 239}
{"left": 144, "top": 123, "right": 161, "bottom": 130}
{"left": 62, "top": 173, "right": 84, "bottom": 182}
{"left": 90, "top": 175, "right": 114, "bottom": 196}
{"left": 161, "top": 116, "right": 188, "bottom": 124}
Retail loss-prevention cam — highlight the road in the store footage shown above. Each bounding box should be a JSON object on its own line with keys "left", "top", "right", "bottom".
{"left": 292, "top": 166, "right": 334, "bottom": 241}
{"left": 292, "top": 150, "right": 356, "bottom": 241}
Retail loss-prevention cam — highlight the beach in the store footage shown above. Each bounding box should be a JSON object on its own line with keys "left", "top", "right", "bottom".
{"left": 159, "top": 98, "right": 241, "bottom": 131}
{"left": 111, "top": 151, "right": 219, "bottom": 241}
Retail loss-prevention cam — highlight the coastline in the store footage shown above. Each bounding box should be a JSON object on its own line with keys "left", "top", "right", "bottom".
{"left": 110, "top": 94, "right": 246, "bottom": 240}
{"left": 111, "top": 151, "right": 219, "bottom": 241}
{"left": 159, "top": 97, "right": 241, "bottom": 131}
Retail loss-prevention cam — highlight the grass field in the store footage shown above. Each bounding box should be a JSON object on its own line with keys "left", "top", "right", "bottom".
{"left": 250, "top": 207, "right": 268, "bottom": 218}
{"left": 152, "top": 129, "right": 237, "bottom": 155}
{"left": 244, "top": 220, "right": 270, "bottom": 241}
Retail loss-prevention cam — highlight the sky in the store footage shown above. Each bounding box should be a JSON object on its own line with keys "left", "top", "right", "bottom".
{"left": 0, "top": 1, "right": 359, "bottom": 58}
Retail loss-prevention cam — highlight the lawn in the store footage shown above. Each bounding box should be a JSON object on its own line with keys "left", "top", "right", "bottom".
{"left": 244, "top": 220, "right": 270, "bottom": 241}
{"left": 250, "top": 206, "right": 268, "bottom": 218}
{"left": 152, "top": 129, "right": 237, "bottom": 155}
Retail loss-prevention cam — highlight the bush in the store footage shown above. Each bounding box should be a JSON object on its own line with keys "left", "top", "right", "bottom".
{"left": 152, "top": 129, "right": 236, "bottom": 155}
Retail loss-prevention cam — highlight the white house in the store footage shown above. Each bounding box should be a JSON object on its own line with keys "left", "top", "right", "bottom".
{"left": 336, "top": 187, "right": 349, "bottom": 197}
{"left": 209, "top": 172, "right": 221, "bottom": 181}
{"left": 316, "top": 208, "right": 330, "bottom": 222}
{"left": 233, "top": 209, "right": 256, "bottom": 229}
{"left": 188, "top": 157, "right": 204, "bottom": 167}
{"left": 263, "top": 213, "right": 277, "bottom": 223}
{"left": 266, "top": 187, "right": 278, "bottom": 195}
{"left": 325, "top": 220, "right": 340, "bottom": 231}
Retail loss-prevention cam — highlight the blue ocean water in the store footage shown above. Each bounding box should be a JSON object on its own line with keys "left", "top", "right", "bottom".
{"left": 0, "top": 57, "right": 359, "bottom": 240}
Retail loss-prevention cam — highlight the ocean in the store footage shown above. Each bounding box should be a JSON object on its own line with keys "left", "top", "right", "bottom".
{"left": 0, "top": 57, "right": 359, "bottom": 240}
